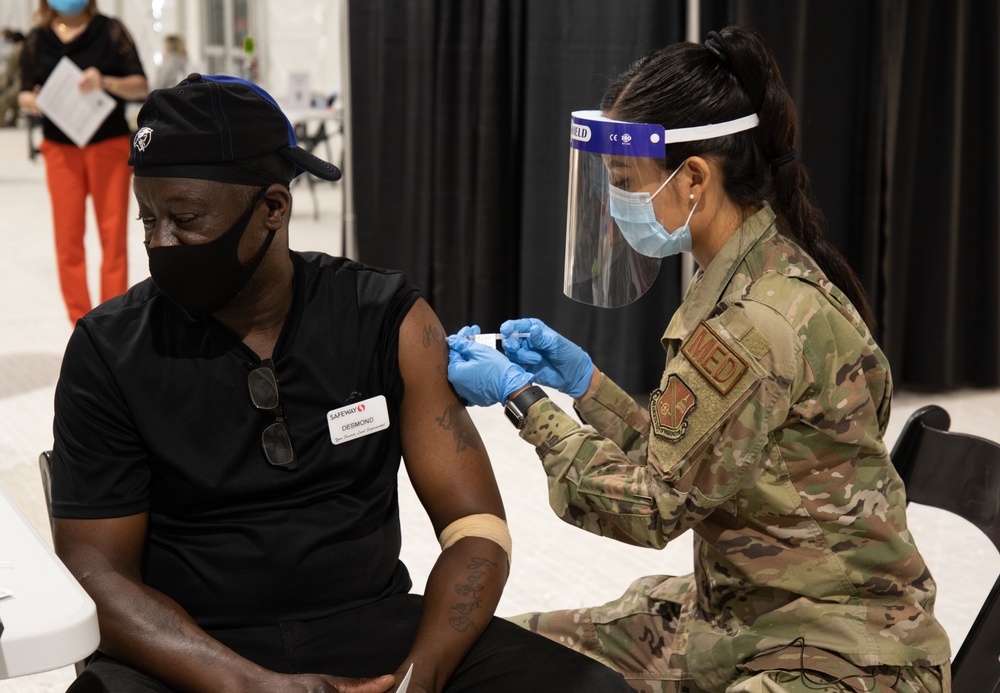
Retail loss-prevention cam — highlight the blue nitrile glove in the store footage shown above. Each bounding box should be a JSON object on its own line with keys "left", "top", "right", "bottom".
{"left": 447, "top": 325, "right": 534, "bottom": 407}
{"left": 500, "top": 318, "right": 593, "bottom": 398}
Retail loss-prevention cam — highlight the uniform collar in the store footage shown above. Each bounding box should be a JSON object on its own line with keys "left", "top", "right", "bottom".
{"left": 663, "top": 203, "right": 777, "bottom": 343}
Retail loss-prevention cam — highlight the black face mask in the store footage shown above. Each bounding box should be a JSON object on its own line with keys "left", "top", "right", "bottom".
{"left": 146, "top": 188, "right": 274, "bottom": 316}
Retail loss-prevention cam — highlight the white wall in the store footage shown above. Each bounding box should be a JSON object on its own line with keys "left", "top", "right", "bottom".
{"left": 112, "top": 0, "right": 189, "bottom": 81}
{"left": 150, "top": 0, "right": 345, "bottom": 102}
{"left": 258, "top": 0, "right": 343, "bottom": 102}
{"left": 1, "top": 0, "right": 35, "bottom": 33}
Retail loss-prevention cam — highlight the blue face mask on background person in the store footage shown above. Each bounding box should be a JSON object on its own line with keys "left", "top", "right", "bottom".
{"left": 48, "top": 0, "right": 89, "bottom": 16}
{"left": 608, "top": 163, "right": 696, "bottom": 258}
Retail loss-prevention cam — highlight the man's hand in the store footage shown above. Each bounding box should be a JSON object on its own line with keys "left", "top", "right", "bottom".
{"left": 267, "top": 672, "right": 395, "bottom": 692}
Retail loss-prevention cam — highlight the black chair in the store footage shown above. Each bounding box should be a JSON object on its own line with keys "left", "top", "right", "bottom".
{"left": 38, "top": 450, "right": 90, "bottom": 677}
{"left": 27, "top": 114, "right": 43, "bottom": 161}
{"left": 889, "top": 405, "right": 1000, "bottom": 692}
{"left": 38, "top": 450, "right": 55, "bottom": 533}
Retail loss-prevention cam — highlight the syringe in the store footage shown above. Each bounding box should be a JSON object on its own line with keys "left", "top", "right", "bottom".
{"left": 466, "top": 332, "right": 530, "bottom": 346}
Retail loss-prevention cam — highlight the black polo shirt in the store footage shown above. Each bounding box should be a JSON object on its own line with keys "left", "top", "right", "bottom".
{"left": 51, "top": 252, "right": 421, "bottom": 629}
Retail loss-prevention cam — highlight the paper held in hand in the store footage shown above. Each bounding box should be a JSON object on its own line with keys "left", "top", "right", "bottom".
{"left": 35, "top": 56, "right": 116, "bottom": 147}
{"left": 397, "top": 663, "right": 413, "bottom": 692}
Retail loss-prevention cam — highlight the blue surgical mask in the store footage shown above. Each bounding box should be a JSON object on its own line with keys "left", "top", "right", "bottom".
{"left": 48, "top": 0, "right": 89, "bottom": 16}
{"left": 608, "top": 163, "right": 696, "bottom": 258}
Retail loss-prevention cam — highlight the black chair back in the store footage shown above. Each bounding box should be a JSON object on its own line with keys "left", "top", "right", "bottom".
{"left": 38, "top": 450, "right": 54, "bottom": 533}
{"left": 890, "top": 405, "right": 1000, "bottom": 692}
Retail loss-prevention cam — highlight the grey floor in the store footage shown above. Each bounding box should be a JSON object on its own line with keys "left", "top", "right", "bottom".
{"left": 0, "top": 122, "right": 997, "bottom": 691}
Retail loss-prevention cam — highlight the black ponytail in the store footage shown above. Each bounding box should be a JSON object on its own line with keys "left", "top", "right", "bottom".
{"left": 602, "top": 26, "right": 876, "bottom": 331}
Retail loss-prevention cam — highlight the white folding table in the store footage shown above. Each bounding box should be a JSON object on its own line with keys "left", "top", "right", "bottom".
{"left": 0, "top": 483, "right": 99, "bottom": 679}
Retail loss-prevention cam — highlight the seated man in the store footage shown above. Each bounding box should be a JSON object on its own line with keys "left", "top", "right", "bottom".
{"left": 48, "top": 74, "right": 632, "bottom": 693}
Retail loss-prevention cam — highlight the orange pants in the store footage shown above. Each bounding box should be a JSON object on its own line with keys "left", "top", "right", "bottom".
{"left": 40, "top": 135, "right": 132, "bottom": 323}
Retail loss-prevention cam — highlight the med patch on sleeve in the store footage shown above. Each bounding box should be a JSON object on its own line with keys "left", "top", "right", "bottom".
{"left": 680, "top": 321, "right": 748, "bottom": 394}
{"left": 648, "top": 316, "right": 769, "bottom": 484}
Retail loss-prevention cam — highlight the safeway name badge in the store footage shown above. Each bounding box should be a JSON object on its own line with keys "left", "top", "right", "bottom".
{"left": 327, "top": 395, "right": 390, "bottom": 445}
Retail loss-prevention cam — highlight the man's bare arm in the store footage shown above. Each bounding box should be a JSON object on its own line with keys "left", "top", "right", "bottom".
{"left": 394, "top": 299, "right": 509, "bottom": 692}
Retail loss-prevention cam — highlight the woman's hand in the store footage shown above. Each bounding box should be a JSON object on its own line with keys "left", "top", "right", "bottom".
{"left": 447, "top": 325, "right": 534, "bottom": 406}
{"left": 500, "top": 318, "right": 594, "bottom": 398}
{"left": 17, "top": 87, "right": 41, "bottom": 116}
{"left": 78, "top": 66, "right": 103, "bottom": 93}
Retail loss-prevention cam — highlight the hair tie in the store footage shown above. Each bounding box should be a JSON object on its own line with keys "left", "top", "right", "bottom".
{"left": 771, "top": 149, "right": 796, "bottom": 166}
{"left": 704, "top": 31, "right": 730, "bottom": 64}
{"left": 705, "top": 30, "right": 765, "bottom": 112}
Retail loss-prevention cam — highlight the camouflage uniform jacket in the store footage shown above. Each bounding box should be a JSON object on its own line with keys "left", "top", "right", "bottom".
{"left": 519, "top": 204, "right": 951, "bottom": 688}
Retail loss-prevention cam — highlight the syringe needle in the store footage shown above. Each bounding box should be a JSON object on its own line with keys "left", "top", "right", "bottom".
{"left": 466, "top": 332, "right": 530, "bottom": 343}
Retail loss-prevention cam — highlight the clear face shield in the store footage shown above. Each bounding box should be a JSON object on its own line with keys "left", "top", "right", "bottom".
{"left": 563, "top": 110, "right": 759, "bottom": 308}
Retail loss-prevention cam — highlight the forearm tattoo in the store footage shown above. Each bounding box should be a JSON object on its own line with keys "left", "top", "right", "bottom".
{"left": 449, "top": 556, "right": 496, "bottom": 633}
{"left": 436, "top": 403, "right": 482, "bottom": 452}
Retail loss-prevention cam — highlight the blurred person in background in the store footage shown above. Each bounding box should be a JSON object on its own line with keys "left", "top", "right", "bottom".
{"left": 18, "top": 0, "right": 147, "bottom": 324}
{"left": 150, "top": 33, "right": 188, "bottom": 91}
{"left": 0, "top": 29, "right": 25, "bottom": 126}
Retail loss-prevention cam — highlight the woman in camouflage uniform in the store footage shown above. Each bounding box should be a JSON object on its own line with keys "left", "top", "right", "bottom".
{"left": 448, "top": 26, "right": 951, "bottom": 693}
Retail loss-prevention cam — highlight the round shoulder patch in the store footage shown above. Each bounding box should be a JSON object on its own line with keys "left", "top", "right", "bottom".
{"left": 649, "top": 374, "right": 697, "bottom": 441}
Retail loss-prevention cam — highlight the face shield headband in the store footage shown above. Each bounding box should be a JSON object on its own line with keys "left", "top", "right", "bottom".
{"left": 563, "top": 110, "right": 759, "bottom": 308}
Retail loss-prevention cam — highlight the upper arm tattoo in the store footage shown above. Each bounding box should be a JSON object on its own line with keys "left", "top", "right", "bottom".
{"left": 436, "top": 403, "right": 482, "bottom": 453}
{"left": 421, "top": 322, "right": 448, "bottom": 356}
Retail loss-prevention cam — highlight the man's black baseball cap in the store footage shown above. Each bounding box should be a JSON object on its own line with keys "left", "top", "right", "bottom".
{"left": 128, "top": 73, "right": 341, "bottom": 186}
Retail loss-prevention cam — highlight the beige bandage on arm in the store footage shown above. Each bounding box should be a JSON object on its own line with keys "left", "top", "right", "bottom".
{"left": 438, "top": 513, "right": 512, "bottom": 566}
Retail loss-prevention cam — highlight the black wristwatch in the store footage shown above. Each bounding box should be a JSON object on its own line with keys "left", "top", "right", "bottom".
{"left": 504, "top": 385, "right": 548, "bottom": 430}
